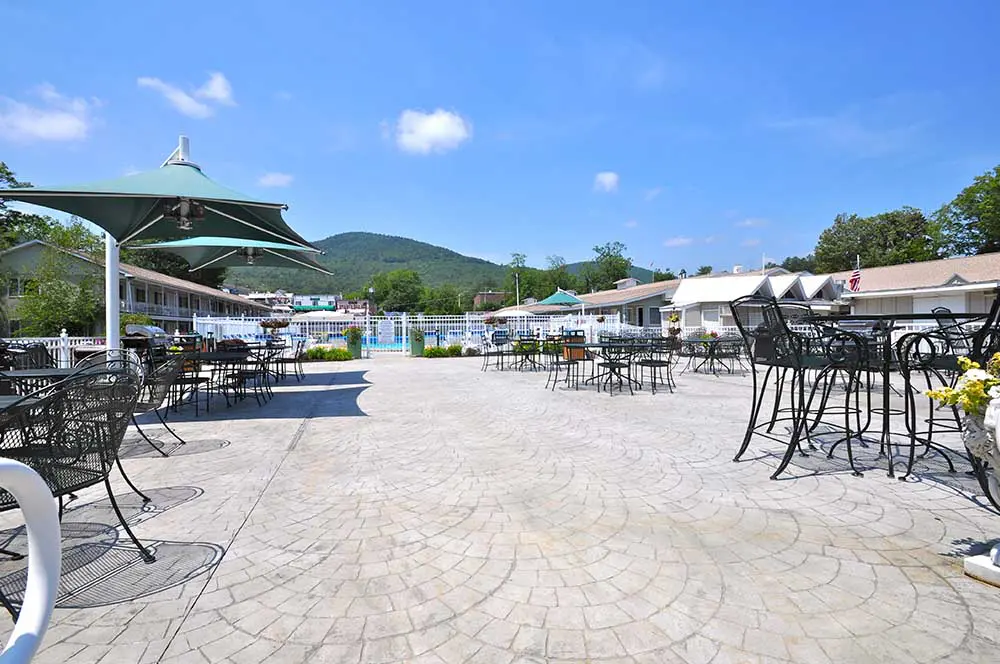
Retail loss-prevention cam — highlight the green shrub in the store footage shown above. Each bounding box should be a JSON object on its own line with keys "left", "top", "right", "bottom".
{"left": 409, "top": 327, "right": 425, "bottom": 342}
{"left": 463, "top": 347, "right": 480, "bottom": 357}
{"left": 120, "top": 313, "right": 154, "bottom": 334}
{"left": 343, "top": 326, "right": 363, "bottom": 344}
{"left": 423, "top": 346, "right": 450, "bottom": 358}
{"left": 446, "top": 344, "right": 463, "bottom": 357}
{"left": 304, "top": 346, "right": 354, "bottom": 361}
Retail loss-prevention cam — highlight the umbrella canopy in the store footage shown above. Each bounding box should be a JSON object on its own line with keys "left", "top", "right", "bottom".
{"left": 536, "top": 289, "right": 584, "bottom": 306}
{"left": 0, "top": 136, "right": 316, "bottom": 349}
{"left": 133, "top": 237, "right": 332, "bottom": 275}
{"left": 0, "top": 159, "right": 313, "bottom": 248}
{"left": 492, "top": 308, "right": 534, "bottom": 317}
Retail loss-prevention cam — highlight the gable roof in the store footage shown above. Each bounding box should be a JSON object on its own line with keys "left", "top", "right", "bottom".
{"left": 827, "top": 252, "right": 1000, "bottom": 294}
{"left": 1, "top": 240, "right": 269, "bottom": 309}
{"left": 798, "top": 274, "right": 836, "bottom": 299}
{"left": 670, "top": 274, "right": 773, "bottom": 306}
{"left": 767, "top": 274, "right": 804, "bottom": 299}
{"left": 578, "top": 279, "right": 680, "bottom": 307}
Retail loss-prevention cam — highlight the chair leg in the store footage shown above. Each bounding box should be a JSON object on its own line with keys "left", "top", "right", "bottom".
{"left": 132, "top": 415, "right": 169, "bottom": 458}
{"left": 155, "top": 409, "right": 188, "bottom": 446}
{"left": 104, "top": 476, "right": 155, "bottom": 563}
{"left": 735, "top": 365, "right": 769, "bottom": 462}
{"left": 115, "top": 457, "right": 151, "bottom": 503}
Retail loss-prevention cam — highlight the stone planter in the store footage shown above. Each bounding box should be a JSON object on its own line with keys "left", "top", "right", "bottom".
{"left": 963, "top": 399, "right": 1000, "bottom": 584}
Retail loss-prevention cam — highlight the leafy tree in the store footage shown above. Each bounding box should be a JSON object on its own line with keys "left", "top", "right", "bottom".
{"left": 582, "top": 242, "right": 632, "bottom": 291}
{"left": 16, "top": 248, "right": 101, "bottom": 336}
{"left": 420, "top": 284, "right": 463, "bottom": 314}
{"left": 370, "top": 269, "right": 423, "bottom": 312}
{"left": 814, "top": 207, "right": 941, "bottom": 273}
{"left": 544, "top": 255, "right": 579, "bottom": 292}
{"left": 696, "top": 265, "right": 713, "bottom": 276}
{"left": 652, "top": 268, "right": 677, "bottom": 282}
{"left": 937, "top": 165, "right": 1000, "bottom": 255}
{"left": 509, "top": 252, "right": 527, "bottom": 270}
{"left": 779, "top": 254, "right": 817, "bottom": 273}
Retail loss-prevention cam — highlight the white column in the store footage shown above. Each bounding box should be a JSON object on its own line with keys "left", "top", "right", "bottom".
{"left": 58, "top": 329, "right": 69, "bottom": 369}
{"left": 104, "top": 233, "right": 120, "bottom": 350}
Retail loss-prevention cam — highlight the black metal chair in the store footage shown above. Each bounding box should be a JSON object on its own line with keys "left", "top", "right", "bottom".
{"left": 636, "top": 339, "right": 675, "bottom": 394}
{"left": 275, "top": 338, "right": 306, "bottom": 382}
{"left": 544, "top": 338, "right": 579, "bottom": 391}
{"left": 0, "top": 369, "right": 152, "bottom": 565}
{"left": 597, "top": 343, "right": 634, "bottom": 396}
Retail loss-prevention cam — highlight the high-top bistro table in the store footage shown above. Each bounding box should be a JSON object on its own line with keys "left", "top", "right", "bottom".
{"left": 813, "top": 312, "right": 990, "bottom": 478}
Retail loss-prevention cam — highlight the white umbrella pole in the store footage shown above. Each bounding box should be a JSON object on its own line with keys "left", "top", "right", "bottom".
{"left": 105, "top": 233, "right": 120, "bottom": 350}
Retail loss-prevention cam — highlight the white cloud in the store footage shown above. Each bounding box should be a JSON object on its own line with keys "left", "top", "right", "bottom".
{"left": 663, "top": 237, "right": 693, "bottom": 248}
{"left": 196, "top": 72, "right": 235, "bottom": 105}
{"left": 137, "top": 72, "right": 235, "bottom": 118}
{"left": 736, "top": 217, "right": 768, "bottom": 228}
{"left": 741, "top": 238, "right": 761, "bottom": 247}
{"left": 594, "top": 171, "right": 619, "bottom": 193}
{"left": 257, "top": 172, "right": 294, "bottom": 187}
{"left": 767, "top": 109, "right": 922, "bottom": 158}
{"left": 394, "top": 109, "right": 471, "bottom": 154}
{"left": 644, "top": 186, "right": 663, "bottom": 201}
{"left": 624, "top": 219, "right": 638, "bottom": 228}
{"left": 0, "top": 83, "right": 98, "bottom": 143}
{"left": 704, "top": 235, "right": 721, "bottom": 244}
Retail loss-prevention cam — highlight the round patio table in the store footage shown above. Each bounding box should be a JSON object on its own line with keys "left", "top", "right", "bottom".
{"left": 815, "top": 312, "right": 990, "bottom": 478}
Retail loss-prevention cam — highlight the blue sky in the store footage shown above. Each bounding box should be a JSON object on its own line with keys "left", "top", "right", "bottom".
{"left": 2, "top": 1, "right": 999, "bottom": 273}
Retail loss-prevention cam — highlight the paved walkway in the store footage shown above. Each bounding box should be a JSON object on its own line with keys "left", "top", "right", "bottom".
{"left": 1, "top": 357, "right": 998, "bottom": 663}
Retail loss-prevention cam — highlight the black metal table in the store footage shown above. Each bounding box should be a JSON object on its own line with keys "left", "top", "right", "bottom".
{"left": 0, "top": 395, "right": 38, "bottom": 411}
{"left": 817, "top": 312, "right": 989, "bottom": 477}
{"left": 0, "top": 368, "right": 78, "bottom": 381}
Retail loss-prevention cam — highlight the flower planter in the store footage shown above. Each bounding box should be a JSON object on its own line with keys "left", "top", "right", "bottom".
{"left": 410, "top": 337, "right": 425, "bottom": 357}
{"left": 347, "top": 340, "right": 362, "bottom": 359}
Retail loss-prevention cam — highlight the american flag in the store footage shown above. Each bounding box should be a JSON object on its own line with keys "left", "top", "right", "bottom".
{"left": 848, "top": 267, "right": 861, "bottom": 292}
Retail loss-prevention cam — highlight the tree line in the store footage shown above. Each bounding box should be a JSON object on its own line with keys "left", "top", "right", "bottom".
{"left": 774, "top": 166, "right": 1000, "bottom": 273}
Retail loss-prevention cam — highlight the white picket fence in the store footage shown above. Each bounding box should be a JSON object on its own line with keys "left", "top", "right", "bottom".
{"left": 193, "top": 313, "right": 642, "bottom": 354}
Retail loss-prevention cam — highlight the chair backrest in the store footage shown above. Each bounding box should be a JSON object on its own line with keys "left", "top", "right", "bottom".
{"left": 75, "top": 349, "right": 145, "bottom": 383}
{"left": 0, "top": 369, "right": 141, "bottom": 510}
{"left": 729, "top": 295, "right": 801, "bottom": 366}
{"left": 135, "top": 354, "right": 185, "bottom": 414}
{"left": 491, "top": 330, "right": 510, "bottom": 346}
{"left": 3, "top": 343, "right": 56, "bottom": 370}
{"left": 971, "top": 293, "right": 1000, "bottom": 363}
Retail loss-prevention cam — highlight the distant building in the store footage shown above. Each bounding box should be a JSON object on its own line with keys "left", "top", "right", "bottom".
{"left": 246, "top": 289, "right": 294, "bottom": 313}
{"left": 0, "top": 240, "right": 270, "bottom": 335}
{"left": 290, "top": 293, "right": 372, "bottom": 315}
{"left": 579, "top": 280, "right": 678, "bottom": 328}
{"left": 473, "top": 291, "right": 508, "bottom": 309}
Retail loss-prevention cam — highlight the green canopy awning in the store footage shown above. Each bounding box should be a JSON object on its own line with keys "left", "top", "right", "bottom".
{"left": 537, "top": 289, "right": 584, "bottom": 306}
{"left": 0, "top": 160, "right": 314, "bottom": 249}
{"left": 134, "top": 236, "right": 331, "bottom": 275}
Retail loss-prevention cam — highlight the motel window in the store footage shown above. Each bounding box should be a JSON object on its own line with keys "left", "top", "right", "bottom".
{"left": 154, "top": 291, "right": 163, "bottom": 305}
{"left": 703, "top": 306, "right": 720, "bottom": 323}
{"left": 135, "top": 288, "right": 147, "bottom": 303}
{"left": 648, "top": 307, "right": 661, "bottom": 326}
{"left": 179, "top": 294, "right": 189, "bottom": 309}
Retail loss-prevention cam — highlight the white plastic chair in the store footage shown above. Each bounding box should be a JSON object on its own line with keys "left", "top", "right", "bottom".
{"left": 0, "top": 459, "right": 61, "bottom": 664}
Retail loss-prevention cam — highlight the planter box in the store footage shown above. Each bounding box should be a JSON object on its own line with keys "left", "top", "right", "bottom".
{"left": 410, "top": 338, "right": 425, "bottom": 357}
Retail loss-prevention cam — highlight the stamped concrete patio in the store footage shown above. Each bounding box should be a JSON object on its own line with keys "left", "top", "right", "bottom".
{"left": 1, "top": 357, "right": 998, "bottom": 663}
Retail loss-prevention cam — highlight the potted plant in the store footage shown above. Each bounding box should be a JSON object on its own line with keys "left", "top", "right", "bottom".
{"left": 667, "top": 311, "right": 682, "bottom": 336}
{"left": 260, "top": 318, "right": 290, "bottom": 337}
{"left": 343, "top": 326, "right": 364, "bottom": 359}
{"left": 927, "top": 354, "right": 1000, "bottom": 566}
{"left": 409, "top": 327, "right": 425, "bottom": 357}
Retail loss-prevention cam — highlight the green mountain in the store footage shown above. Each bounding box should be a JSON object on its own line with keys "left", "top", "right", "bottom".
{"left": 224, "top": 232, "right": 506, "bottom": 294}
{"left": 565, "top": 261, "right": 655, "bottom": 284}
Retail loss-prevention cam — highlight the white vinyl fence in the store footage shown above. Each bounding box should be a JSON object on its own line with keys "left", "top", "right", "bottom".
{"left": 192, "top": 313, "right": 642, "bottom": 354}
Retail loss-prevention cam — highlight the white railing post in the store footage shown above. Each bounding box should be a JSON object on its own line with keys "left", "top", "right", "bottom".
{"left": 402, "top": 313, "right": 408, "bottom": 354}
{"left": 58, "top": 329, "right": 70, "bottom": 369}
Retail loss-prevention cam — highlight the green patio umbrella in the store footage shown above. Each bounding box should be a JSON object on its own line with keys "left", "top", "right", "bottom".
{"left": 536, "top": 289, "right": 584, "bottom": 306}
{"left": 0, "top": 137, "right": 316, "bottom": 348}
{"left": 133, "top": 237, "right": 332, "bottom": 275}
